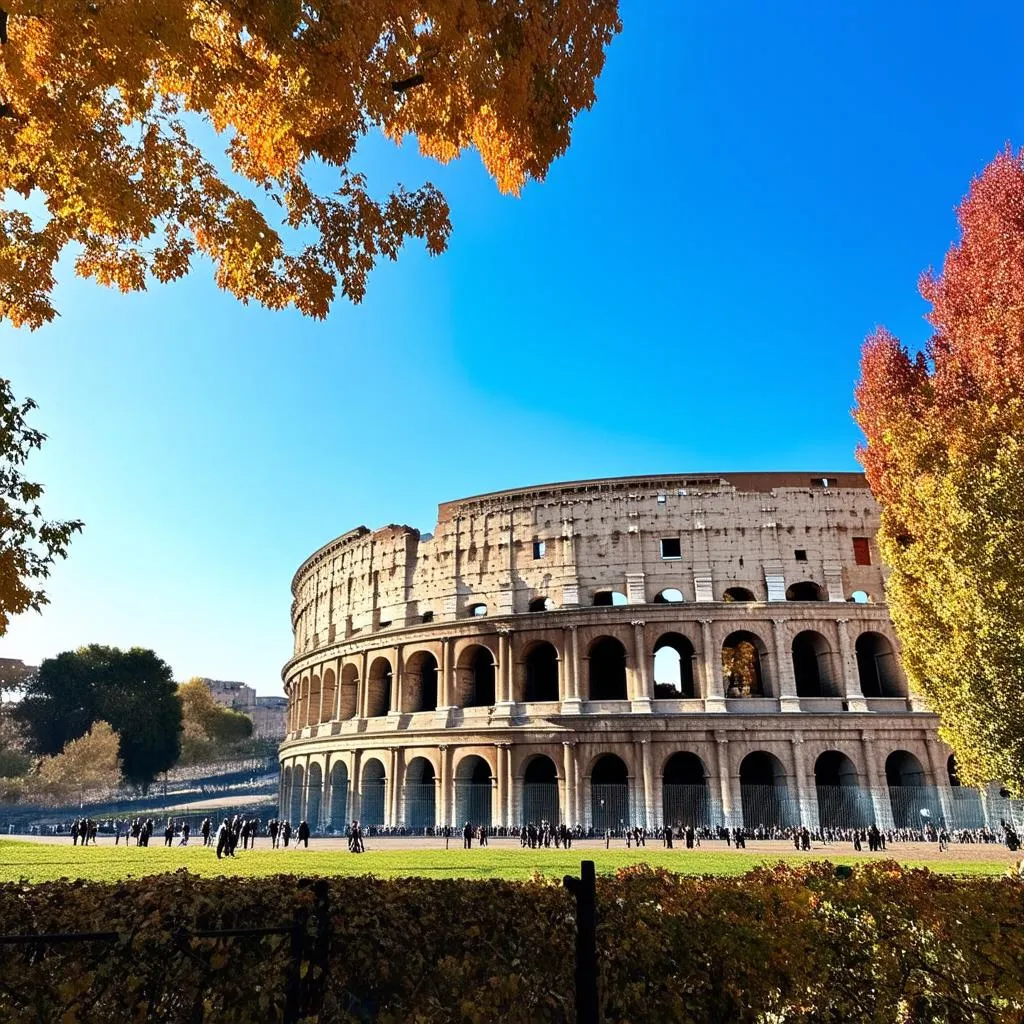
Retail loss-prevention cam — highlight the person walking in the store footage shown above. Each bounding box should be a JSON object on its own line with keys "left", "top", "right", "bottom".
{"left": 463, "top": 821, "right": 473, "bottom": 849}
{"left": 297, "top": 820, "right": 311, "bottom": 848}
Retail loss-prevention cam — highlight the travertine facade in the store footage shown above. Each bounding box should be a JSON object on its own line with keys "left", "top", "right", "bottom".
{"left": 279, "top": 473, "right": 968, "bottom": 832}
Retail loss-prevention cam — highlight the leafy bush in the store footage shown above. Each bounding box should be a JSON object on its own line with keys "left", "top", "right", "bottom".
{"left": 0, "top": 862, "right": 1020, "bottom": 1022}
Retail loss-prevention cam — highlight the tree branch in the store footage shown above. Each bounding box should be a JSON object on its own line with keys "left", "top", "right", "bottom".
{"left": 390, "top": 73, "right": 425, "bottom": 93}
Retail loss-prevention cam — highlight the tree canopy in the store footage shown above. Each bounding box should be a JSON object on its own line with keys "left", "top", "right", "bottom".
{"left": 854, "top": 148, "right": 1024, "bottom": 795}
{"left": 18, "top": 645, "right": 182, "bottom": 790}
{"left": 0, "top": 378, "right": 82, "bottom": 635}
{"left": 0, "top": 0, "right": 621, "bottom": 328}
{"left": 32, "top": 719, "right": 121, "bottom": 802}
{"left": 178, "top": 677, "right": 253, "bottom": 764}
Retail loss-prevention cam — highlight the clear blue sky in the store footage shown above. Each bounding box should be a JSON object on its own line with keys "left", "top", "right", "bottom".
{"left": 3, "top": 2, "right": 1022, "bottom": 694}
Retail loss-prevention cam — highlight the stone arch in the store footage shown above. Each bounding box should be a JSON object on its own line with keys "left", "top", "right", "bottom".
{"left": 338, "top": 663, "right": 359, "bottom": 720}
{"left": 320, "top": 669, "right": 336, "bottom": 724}
{"left": 455, "top": 644, "right": 496, "bottom": 708}
{"left": 404, "top": 756, "right": 436, "bottom": 830}
{"left": 593, "top": 590, "right": 628, "bottom": 606}
{"left": 366, "top": 657, "right": 393, "bottom": 717}
{"left": 329, "top": 761, "right": 348, "bottom": 827}
{"left": 528, "top": 596, "right": 556, "bottom": 612}
{"left": 454, "top": 754, "right": 493, "bottom": 825}
{"left": 653, "top": 588, "right": 685, "bottom": 603}
{"left": 587, "top": 636, "right": 628, "bottom": 701}
{"left": 850, "top": 590, "right": 871, "bottom": 604}
{"left": 360, "top": 757, "right": 387, "bottom": 826}
{"left": 590, "top": 753, "right": 630, "bottom": 831}
{"left": 290, "top": 762, "right": 305, "bottom": 823}
{"left": 739, "top": 751, "right": 794, "bottom": 828}
{"left": 521, "top": 754, "right": 560, "bottom": 824}
{"left": 404, "top": 650, "right": 439, "bottom": 712}
{"left": 522, "top": 641, "right": 560, "bottom": 702}
{"left": 947, "top": 754, "right": 960, "bottom": 786}
{"left": 791, "top": 630, "right": 838, "bottom": 697}
{"left": 306, "top": 762, "right": 323, "bottom": 828}
{"left": 308, "top": 674, "right": 322, "bottom": 725}
{"left": 661, "top": 752, "right": 711, "bottom": 827}
{"left": 723, "top": 586, "right": 757, "bottom": 602}
{"left": 786, "top": 581, "right": 824, "bottom": 601}
{"left": 652, "top": 632, "right": 696, "bottom": 699}
{"left": 298, "top": 675, "right": 310, "bottom": 728}
{"left": 722, "top": 630, "right": 768, "bottom": 698}
{"left": 467, "top": 602, "right": 488, "bottom": 617}
{"left": 814, "top": 750, "right": 868, "bottom": 827}
{"left": 855, "top": 632, "right": 906, "bottom": 698}
{"left": 885, "top": 749, "right": 937, "bottom": 828}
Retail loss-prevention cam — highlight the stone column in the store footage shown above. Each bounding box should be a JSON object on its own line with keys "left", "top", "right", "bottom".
{"left": 926, "top": 738, "right": 955, "bottom": 826}
{"left": 321, "top": 758, "right": 331, "bottom": 829}
{"left": 714, "top": 735, "right": 734, "bottom": 827}
{"left": 505, "top": 744, "right": 516, "bottom": 826}
{"left": 836, "top": 618, "right": 869, "bottom": 711}
{"left": 861, "top": 734, "right": 892, "bottom": 828}
{"left": 359, "top": 650, "right": 370, "bottom": 719}
{"left": 631, "top": 621, "right": 653, "bottom": 713}
{"left": 562, "top": 625, "right": 583, "bottom": 713}
{"left": 701, "top": 619, "right": 727, "bottom": 712}
{"left": 437, "top": 744, "right": 451, "bottom": 828}
{"left": 436, "top": 637, "right": 454, "bottom": 726}
{"left": 773, "top": 618, "right": 801, "bottom": 712}
{"left": 493, "top": 628, "right": 515, "bottom": 723}
{"left": 390, "top": 646, "right": 404, "bottom": 715}
{"left": 639, "top": 738, "right": 655, "bottom": 829}
{"left": 791, "top": 735, "right": 818, "bottom": 827}
{"left": 562, "top": 741, "right": 577, "bottom": 825}
{"left": 333, "top": 660, "right": 344, "bottom": 721}
{"left": 495, "top": 744, "right": 509, "bottom": 828}
{"left": 300, "top": 754, "right": 312, "bottom": 820}
{"left": 316, "top": 673, "right": 326, "bottom": 727}
{"left": 349, "top": 749, "right": 362, "bottom": 823}
{"left": 389, "top": 747, "right": 405, "bottom": 826}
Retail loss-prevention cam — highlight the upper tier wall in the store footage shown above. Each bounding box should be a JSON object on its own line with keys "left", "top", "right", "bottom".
{"left": 290, "top": 473, "right": 883, "bottom": 656}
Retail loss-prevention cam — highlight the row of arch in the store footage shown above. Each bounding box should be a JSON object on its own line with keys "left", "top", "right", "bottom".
{"left": 288, "top": 627, "right": 904, "bottom": 729}
{"left": 280, "top": 748, "right": 964, "bottom": 831}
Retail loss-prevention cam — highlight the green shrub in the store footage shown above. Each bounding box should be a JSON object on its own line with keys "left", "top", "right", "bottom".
{"left": 0, "top": 862, "right": 1020, "bottom": 1022}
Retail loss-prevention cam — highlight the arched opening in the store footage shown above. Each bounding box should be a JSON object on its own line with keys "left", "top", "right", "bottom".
{"left": 360, "top": 758, "right": 387, "bottom": 826}
{"left": 403, "top": 651, "right": 439, "bottom": 713}
{"left": 791, "top": 630, "right": 837, "bottom": 697}
{"left": 403, "top": 757, "right": 436, "bottom": 830}
{"left": 855, "top": 632, "right": 906, "bottom": 698}
{"left": 739, "top": 751, "right": 794, "bottom": 828}
{"left": 587, "top": 636, "right": 628, "bottom": 701}
{"left": 814, "top": 751, "right": 868, "bottom": 827}
{"left": 280, "top": 765, "right": 292, "bottom": 818}
{"left": 593, "top": 590, "right": 628, "bottom": 606}
{"left": 456, "top": 645, "right": 496, "bottom": 707}
{"left": 522, "top": 755, "right": 560, "bottom": 824}
{"left": 661, "top": 752, "right": 711, "bottom": 827}
{"left": 850, "top": 590, "right": 871, "bottom": 604}
{"left": 590, "top": 754, "right": 630, "bottom": 831}
{"left": 722, "top": 631, "right": 766, "bottom": 697}
{"left": 308, "top": 674, "right": 322, "bottom": 725}
{"left": 467, "top": 603, "right": 488, "bottom": 617}
{"left": 297, "top": 676, "right": 309, "bottom": 728}
{"left": 338, "top": 664, "right": 359, "bottom": 720}
{"left": 786, "top": 581, "right": 824, "bottom": 601}
{"left": 329, "top": 762, "right": 348, "bottom": 827}
{"left": 653, "top": 588, "right": 685, "bottom": 603}
{"left": 523, "top": 642, "right": 560, "bottom": 702}
{"left": 366, "top": 657, "right": 392, "bottom": 717}
{"left": 885, "top": 750, "right": 938, "bottom": 828}
{"left": 306, "top": 762, "right": 323, "bottom": 828}
{"left": 320, "top": 669, "right": 336, "bottom": 724}
{"left": 290, "top": 764, "right": 304, "bottom": 823}
{"left": 652, "top": 632, "right": 696, "bottom": 699}
{"left": 528, "top": 596, "right": 556, "bottom": 612}
{"left": 723, "top": 587, "right": 756, "bottom": 602}
{"left": 946, "top": 754, "right": 984, "bottom": 828}
{"left": 454, "top": 755, "right": 492, "bottom": 826}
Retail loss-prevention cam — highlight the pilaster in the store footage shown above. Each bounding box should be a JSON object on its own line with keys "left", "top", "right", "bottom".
{"left": 701, "top": 619, "right": 727, "bottom": 712}
{"left": 772, "top": 617, "right": 801, "bottom": 712}
{"left": 630, "top": 620, "right": 653, "bottom": 713}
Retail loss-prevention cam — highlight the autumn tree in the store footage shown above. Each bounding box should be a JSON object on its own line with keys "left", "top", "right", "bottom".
{"left": 30, "top": 719, "right": 121, "bottom": 803}
{"left": 177, "top": 677, "right": 253, "bottom": 764}
{"left": 18, "top": 645, "right": 181, "bottom": 790}
{"left": 0, "top": 0, "right": 621, "bottom": 328}
{"left": 0, "top": 379, "right": 82, "bottom": 635}
{"left": 854, "top": 148, "right": 1024, "bottom": 794}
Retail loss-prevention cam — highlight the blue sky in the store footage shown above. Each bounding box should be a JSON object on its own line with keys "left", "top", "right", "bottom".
{"left": 3, "top": 1, "right": 1023, "bottom": 694}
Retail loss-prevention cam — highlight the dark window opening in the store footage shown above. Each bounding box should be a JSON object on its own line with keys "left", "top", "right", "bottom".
{"left": 794, "top": 549, "right": 807, "bottom": 561}
{"left": 660, "top": 537, "right": 682, "bottom": 559}
{"left": 533, "top": 540, "right": 546, "bottom": 559}
{"left": 853, "top": 537, "right": 871, "bottom": 565}
{"left": 588, "top": 637, "right": 628, "bottom": 700}
{"left": 421, "top": 611, "right": 434, "bottom": 623}
{"left": 524, "top": 643, "right": 559, "bottom": 702}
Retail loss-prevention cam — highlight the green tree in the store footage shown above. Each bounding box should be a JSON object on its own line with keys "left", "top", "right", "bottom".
{"left": 177, "top": 677, "right": 253, "bottom": 764}
{"left": 18, "top": 645, "right": 182, "bottom": 791}
{"left": 0, "top": 379, "right": 82, "bottom": 635}
{"left": 30, "top": 720, "right": 121, "bottom": 803}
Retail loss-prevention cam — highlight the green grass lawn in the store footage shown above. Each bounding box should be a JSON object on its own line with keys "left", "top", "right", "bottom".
{"left": 0, "top": 839, "right": 1011, "bottom": 883}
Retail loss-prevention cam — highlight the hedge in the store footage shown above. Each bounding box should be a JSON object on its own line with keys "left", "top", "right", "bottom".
{"left": 0, "top": 861, "right": 1021, "bottom": 1022}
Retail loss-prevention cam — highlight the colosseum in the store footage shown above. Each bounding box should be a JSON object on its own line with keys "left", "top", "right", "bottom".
{"left": 278, "top": 472, "right": 991, "bottom": 834}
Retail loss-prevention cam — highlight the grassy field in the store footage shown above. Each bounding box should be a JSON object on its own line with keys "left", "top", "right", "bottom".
{"left": 0, "top": 839, "right": 1013, "bottom": 883}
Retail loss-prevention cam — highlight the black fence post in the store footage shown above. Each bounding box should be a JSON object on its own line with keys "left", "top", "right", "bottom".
{"left": 563, "top": 859, "right": 599, "bottom": 1024}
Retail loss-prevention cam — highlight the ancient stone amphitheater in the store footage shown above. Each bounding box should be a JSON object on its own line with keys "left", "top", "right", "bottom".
{"left": 278, "top": 473, "right": 990, "bottom": 833}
